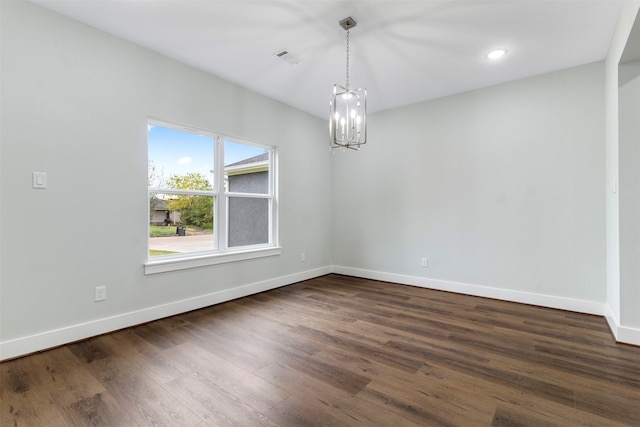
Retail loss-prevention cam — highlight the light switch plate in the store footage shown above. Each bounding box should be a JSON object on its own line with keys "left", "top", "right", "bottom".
{"left": 32, "top": 172, "right": 48, "bottom": 189}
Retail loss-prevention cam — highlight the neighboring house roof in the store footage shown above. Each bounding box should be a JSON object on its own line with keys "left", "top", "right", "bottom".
{"left": 225, "top": 152, "right": 268, "bottom": 167}
{"left": 226, "top": 152, "right": 269, "bottom": 176}
{"left": 152, "top": 199, "right": 169, "bottom": 211}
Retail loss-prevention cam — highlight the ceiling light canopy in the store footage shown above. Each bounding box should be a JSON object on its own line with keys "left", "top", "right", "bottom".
{"left": 486, "top": 48, "right": 508, "bottom": 60}
{"left": 330, "top": 17, "right": 367, "bottom": 151}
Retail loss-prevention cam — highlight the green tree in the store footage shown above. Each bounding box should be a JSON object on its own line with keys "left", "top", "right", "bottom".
{"left": 166, "top": 173, "right": 213, "bottom": 229}
{"left": 180, "top": 195, "right": 213, "bottom": 229}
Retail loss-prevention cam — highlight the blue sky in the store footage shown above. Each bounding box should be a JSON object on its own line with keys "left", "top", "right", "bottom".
{"left": 148, "top": 124, "right": 266, "bottom": 188}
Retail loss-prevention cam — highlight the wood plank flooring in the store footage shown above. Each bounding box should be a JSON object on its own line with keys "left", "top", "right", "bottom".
{"left": 2, "top": 274, "right": 639, "bottom": 426}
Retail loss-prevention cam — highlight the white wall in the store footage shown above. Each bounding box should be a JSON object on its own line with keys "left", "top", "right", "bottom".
{"left": 0, "top": 0, "right": 332, "bottom": 359}
{"left": 3, "top": 0, "right": 639, "bottom": 359}
{"left": 333, "top": 62, "right": 607, "bottom": 311}
{"left": 606, "top": 1, "right": 640, "bottom": 344}
{"left": 619, "top": 61, "right": 640, "bottom": 327}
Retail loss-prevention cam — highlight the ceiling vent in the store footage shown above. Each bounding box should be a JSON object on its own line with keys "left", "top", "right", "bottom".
{"left": 274, "top": 48, "right": 301, "bottom": 65}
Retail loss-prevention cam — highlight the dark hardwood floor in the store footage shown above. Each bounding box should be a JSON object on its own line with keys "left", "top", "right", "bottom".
{"left": 2, "top": 274, "right": 639, "bottom": 426}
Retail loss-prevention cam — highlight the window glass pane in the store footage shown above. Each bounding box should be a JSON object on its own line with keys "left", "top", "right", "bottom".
{"left": 224, "top": 140, "right": 269, "bottom": 194}
{"left": 149, "top": 193, "right": 214, "bottom": 256}
{"left": 228, "top": 197, "right": 269, "bottom": 247}
{"left": 148, "top": 124, "right": 215, "bottom": 190}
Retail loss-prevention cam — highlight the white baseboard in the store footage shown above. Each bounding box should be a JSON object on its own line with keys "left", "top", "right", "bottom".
{"left": 333, "top": 266, "right": 640, "bottom": 346}
{"left": 605, "top": 305, "right": 640, "bottom": 346}
{"left": 605, "top": 305, "right": 620, "bottom": 338}
{"left": 4, "top": 265, "right": 638, "bottom": 360}
{"left": 332, "top": 265, "right": 607, "bottom": 315}
{"left": 616, "top": 326, "right": 640, "bottom": 346}
{"left": 0, "top": 266, "right": 331, "bottom": 361}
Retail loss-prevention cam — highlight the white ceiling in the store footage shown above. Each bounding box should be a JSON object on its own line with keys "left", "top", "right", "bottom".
{"left": 31, "top": 0, "right": 623, "bottom": 118}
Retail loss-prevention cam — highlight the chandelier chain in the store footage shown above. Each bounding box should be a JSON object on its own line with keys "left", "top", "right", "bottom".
{"left": 345, "top": 29, "right": 350, "bottom": 89}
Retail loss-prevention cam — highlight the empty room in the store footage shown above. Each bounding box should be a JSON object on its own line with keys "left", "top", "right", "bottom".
{"left": 1, "top": 0, "right": 639, "bottom": 425}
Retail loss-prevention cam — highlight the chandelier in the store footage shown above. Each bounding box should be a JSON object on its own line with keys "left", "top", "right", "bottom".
{"left": 330, "top": 17, "right": 367, "bottom": 150}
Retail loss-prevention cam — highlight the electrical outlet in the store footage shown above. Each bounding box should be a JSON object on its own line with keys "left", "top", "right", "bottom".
{"left": 94, "top": 286, "right": 107, "bottom": 302}
{"left": 300, "top": 252, "right": 306, "bottom": 262}
{"left": 32, "top": 171, "right": 48, "bottom": 189}
{"left": 421, "top": 257, "right": 429, "bottom": 268}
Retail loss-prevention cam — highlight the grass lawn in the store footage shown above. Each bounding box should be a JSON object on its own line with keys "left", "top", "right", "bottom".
{"left": 149, "top": 249, "right": 178, "bottom": 256}
{"left": 149, "top": 224, "right": 212, "bottom": 237}
{"left": 149, "top": 225, "right": 179, "bottom": 237}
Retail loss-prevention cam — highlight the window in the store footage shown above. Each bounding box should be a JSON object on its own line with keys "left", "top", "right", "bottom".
{"left": 146, "top": 120, "right": 279, "bottom": 274}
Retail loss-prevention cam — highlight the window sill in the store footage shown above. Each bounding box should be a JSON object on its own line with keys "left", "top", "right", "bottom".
{"left": 144, "top": 247, "right": 281, "bottom": 275}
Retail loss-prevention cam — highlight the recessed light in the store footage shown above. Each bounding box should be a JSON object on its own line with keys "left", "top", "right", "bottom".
{"left": 486, "top": 48, "right": 507, "bottom": 60}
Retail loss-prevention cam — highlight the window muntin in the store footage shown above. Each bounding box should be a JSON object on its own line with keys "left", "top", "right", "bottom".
{"left": 148, "top": 121, "right": 276, "bottom": 262}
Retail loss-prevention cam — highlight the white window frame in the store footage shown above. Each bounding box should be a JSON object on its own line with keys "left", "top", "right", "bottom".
{"left": 145, "top": 120, "right": 280, "bottom": 275}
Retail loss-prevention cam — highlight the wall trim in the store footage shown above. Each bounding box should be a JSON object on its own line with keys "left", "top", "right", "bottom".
{"left": 605, "top": 304, "right": 640, "bottom": 346}
{"left": 332, "top": 265, "right": 607, "bottom": 315}
{"left": 605, "top": 304, "right": 620, "bottom": 339}
{"left": 617, "top": 325, "right": 640, "bottom": 346}
{"left": 4, "top": 265, "right": 638, "bottom": 361}
{"left": 0, "top": 266, "right": 331, "bottom": 361}
{"left": 333, "top": 265, "right": 640, "bottom": 346}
